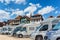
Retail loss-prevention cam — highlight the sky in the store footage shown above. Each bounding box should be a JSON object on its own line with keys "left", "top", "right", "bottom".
{"left": 0, "top": 0, "right": 60, "bottom": 22}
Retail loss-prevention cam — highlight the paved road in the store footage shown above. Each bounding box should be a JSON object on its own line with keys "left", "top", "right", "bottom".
{"left": 0, "top": 35, "right": 31, "bottom": 40}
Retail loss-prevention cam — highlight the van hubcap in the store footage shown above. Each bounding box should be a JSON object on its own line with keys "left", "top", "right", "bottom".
{"left": 36, "top": 36, "right": 43, "bottom": 40}
{"left": 20, "top": 35, "right": 22, "bottom": 37}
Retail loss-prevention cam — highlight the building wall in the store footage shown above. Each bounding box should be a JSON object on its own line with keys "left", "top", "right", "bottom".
{"left": 7, "top": 16, "right": 30, "bottom": 25}
{"left": 30, "top": 14, "right": 44, "bottom": 23}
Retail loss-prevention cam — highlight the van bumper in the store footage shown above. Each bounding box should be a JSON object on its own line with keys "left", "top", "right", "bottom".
{"left": 30, "top": 35, "right": 35, "bottom": 40}
{"left": 44, "top": 35, "right": 56, "bottom": 40}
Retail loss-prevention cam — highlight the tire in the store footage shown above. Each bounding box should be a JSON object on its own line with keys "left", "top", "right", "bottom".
{"left": 35, "top": 36, "right": 43, "bottom": 40}
{"left": 57, "top": 37, "right": 60, "bottom": 40}
{"left": 18, "top": 34, "right": 23, "bottom": 38}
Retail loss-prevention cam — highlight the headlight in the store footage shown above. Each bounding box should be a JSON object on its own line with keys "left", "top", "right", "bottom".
{"left": 53, "top": 31, "right": 58, "bottom": 35}
{"left": 16, "top": 31, "right": 20, "bottom": 34}
{"left": 50, "top": 31, "right": 58, "bottom": 35}
{"left": 51, "top": 32, "right": 54, "bottom": 35}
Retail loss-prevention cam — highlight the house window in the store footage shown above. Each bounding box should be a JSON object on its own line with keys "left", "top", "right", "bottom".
{"left": 20, "top": 18, "right": 30, "bottom": 24}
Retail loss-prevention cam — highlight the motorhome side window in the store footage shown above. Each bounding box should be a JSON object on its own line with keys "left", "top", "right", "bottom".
{"left": 29, "top": 27, "right": 34, "bottom": 30}
{"left": 52, "top": 25, "right": 55, "bottom": 28}
{"left": 23, "top": 27, "right": 26, "bottom": 31}
{"left": 39, "top": 25, "right": 48, "bottom": 31}
{"left": 3, "top": 28, "right": 7, "bottom": 31}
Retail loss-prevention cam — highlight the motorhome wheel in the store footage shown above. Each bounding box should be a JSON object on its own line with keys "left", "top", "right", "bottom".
{"left": 57, "top": 37, "right": 60, "bottom": 40}
{"left": 35, "top": 36, "right": 43, "bottom": 40}
{"left": 18, "top": 34, "right": 23, "bottom": 38}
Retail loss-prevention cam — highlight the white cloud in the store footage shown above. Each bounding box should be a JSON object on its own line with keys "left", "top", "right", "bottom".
{"left": 4, "top": 3, "right": 41, "bottom": 17}
{"left": 55, "top": 11, "right": 58, "bottom": 14}
{"left": 15, "top": 0, "right": 26, "bottom": 5}
{"left": 0, "top": 10, "right": 10, "bottom": 22}
{"left": 24, "top": 5, "right": 37, "bottom": 13}
{"left": 0, "top": 9, "right": 22, "bottom": 22}
{"left": 36, "top": 4, "right": 42, "bottom": 8}
{"left": 24, "top": 3, "right": 41, "bottom": 16}
{"left": 16, "top": 8, "right": 20, "bottom": 11}
{"left": 26, "top": 13, "right": 31, "bottom": 17}
{"left": 29, "top": 3, "right": 42, "bottom": 8}
{"left": 0, "top": 10, "right": 10, "bottom": 19}
{"left": 0, "top": 0, "right": 11, "bottom": 5}
{"left": 5, "top": 8, "right": 15, "bottom": 12}
{"left": 38, "top": 6, "right": 55, "bottom": 15}
{"left": 4, "top": 8, "right": 20, "bottom": 12}
{"left": 0, "top": 0, "right": 26, "bottom": 5}
{"left": 4, "top": 8, "right": 25, "bottom": 17}
{"left": 0, "top": 19, "right": 3, "bottom": 22}
{"left": 4, "top": 0, "right": 11, "bottom": 4}
{"left": 11, "top": 10, "right": 25, "bottom": 16}
{"left": 0, "top": 0, "right": 4, "bottom": 3}
{"left": 55, "top": 11, "right": 60, "bottom": 14}
{"left": 24, "top": 3, "right": 41, "bottom": 12}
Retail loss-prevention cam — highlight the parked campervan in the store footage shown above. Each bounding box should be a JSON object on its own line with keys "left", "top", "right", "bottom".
{"left": 1, "top": 25, "right": 12, "bottom": 35}
{"left": 10, "top": 24, "right": 25, "bottom": 36}
{"left": 44, "top": 22, "right": 60, "bottom": 40}
{"left": 30, "top": 18, "right": 60, "bottom": 40}
{"left": 16, "top": 23, "right": 40, "bottom": 38}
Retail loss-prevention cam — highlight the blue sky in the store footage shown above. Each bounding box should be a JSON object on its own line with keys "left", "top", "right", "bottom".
{"left": 0, "top": 0, "right": 60, "bottom": 22}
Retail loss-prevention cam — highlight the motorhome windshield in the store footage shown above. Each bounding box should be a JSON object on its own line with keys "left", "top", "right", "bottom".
{"left": 2, "top": 28, "right": 7, "bottom": 31}
{"left": 35, "top": 25, "right": 43, "bottom": 31}
{"left": 53, "top": 22, "right": 60, "bottom": 30}
{"left": 22, "top": 27, "right": 26, "bottom": 31}
{"left": 14, "top": 27, "right": 26, "bottom": 32}
{"left": 39, "top": 24, "right": 48, "bottom": 31}
{"left": 13, "top": 27, "right": 22, "bottom": 33}
{"left": 8, "top": 28, "right": 12, "bottom": 31}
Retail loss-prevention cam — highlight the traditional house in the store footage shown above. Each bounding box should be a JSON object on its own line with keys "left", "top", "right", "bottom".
{"left": 7, "top": 19, "right": 20, "bottom": 25}
{"left": 7, "top": 16, "right": 22, "bottom": 25}
{"left": 0, "top": 22, "right": 5, "bottom": 27}
{"left": 30, "top": 14, "right": 44, "bottom": 23}
{"left": 20, "top": 16, "right": 30, "bottom": 24}
{"left": 7, "top": 15, "right": 30, "bottom": 25}
{"left": 15, "top": 15, "right": 22, "bottom": 20}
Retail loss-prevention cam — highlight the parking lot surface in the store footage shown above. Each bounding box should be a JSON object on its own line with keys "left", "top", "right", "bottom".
{"left": 0, "top": 35, "right": 31, "bottom": 40}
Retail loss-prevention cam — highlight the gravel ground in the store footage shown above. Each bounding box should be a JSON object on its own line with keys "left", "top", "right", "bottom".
{"left": 0, "top": 35, "right": 31, "bottom": 40}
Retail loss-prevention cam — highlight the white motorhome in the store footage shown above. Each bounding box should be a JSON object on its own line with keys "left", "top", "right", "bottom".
{"left": 10, "top": 24, "right": 25, "bottom": 36}
{"left": 44, "top": 22, "right": 60, "bottom": 40}
{"left": 1, "top": 25, "right": 12, "bottom": 35}
{"left": 30, "top": 18, "right": 60, "bottom": 40}
{"left": 16, "top": 23, "right": 40, "bottom": 38}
